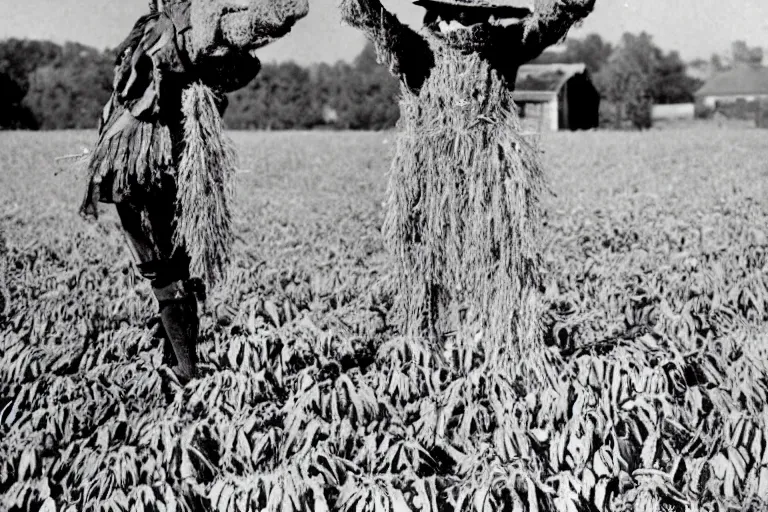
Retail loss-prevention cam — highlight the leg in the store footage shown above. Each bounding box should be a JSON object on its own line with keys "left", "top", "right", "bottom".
{"left": 116, "top": 201, "right": 202, "bottom": 383}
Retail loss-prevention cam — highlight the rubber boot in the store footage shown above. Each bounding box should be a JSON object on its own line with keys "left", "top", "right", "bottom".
{"left": 154, "top": 280, "right": 199, "bottom": 384}
{"left": 160, "top": 299, "right": 199, "bottom": 383}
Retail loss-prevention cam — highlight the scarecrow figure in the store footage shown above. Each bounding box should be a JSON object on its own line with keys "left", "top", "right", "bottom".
{"left": 341, "top": 0, "right": 595, "bottom": 361}
{"left": 81, "top": 0, "right": 308, "bottom": 383}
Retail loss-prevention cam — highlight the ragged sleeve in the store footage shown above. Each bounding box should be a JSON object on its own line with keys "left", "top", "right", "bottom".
{"left": 340, "top": 0, "right": 435, "bottom": 93}
{"left": 516, "top": 0, "right": 597, "bottom": 63}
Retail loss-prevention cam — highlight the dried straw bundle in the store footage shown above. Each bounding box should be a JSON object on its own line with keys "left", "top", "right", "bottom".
{"left": 524, "top": 0, "right": 595, "bottom": 42}
{"left": 385, "top": 49, "right": 546, "bottom": 364}
{"left": 174, "top": 81, "right": 237, "bottom": 289}
{"left": 189, "top": 0, "right": 310, "bottom": 64}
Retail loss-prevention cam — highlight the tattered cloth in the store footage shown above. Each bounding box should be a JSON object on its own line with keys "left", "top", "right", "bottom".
{"left": 80, "top": 6, "right": 196, "bottom": 217}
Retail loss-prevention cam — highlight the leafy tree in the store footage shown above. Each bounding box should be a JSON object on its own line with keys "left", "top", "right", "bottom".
{"left": 594, "top": 33, "right": 700, "bottom": 127}
{"left": 311, "top": 61, "right": 361, "bottom": 129}
{"left": 226, "top": 42, "right": 400, "bottom": 131}
{"left": 346, "top": 42, "right": 400, "bottom": 129}
{"left": 731, "top": 40, "right": 763, "bottom": 66}
{"left": 353, "top": 40, "right": 381, "bottom": 74}
{"left": 0, "top": 39, "right": 62, "bottom": 129}
{"left": 227, "top": 62, "right": 323, "bottom": 130}
{"left": 532, "top": 33, "right": 613, "bottom": 74}
{"left": 710, "top": 53, "right": 727, "bottom": 73}
{"left": 225, "top": 43, "right": 399, "bottom": 130}
{"left": 311, "top": 62, "right": 350, "bottom": 127}
{"left": 653, "top": 50, "right": 702, "bottom": 104}
{"left": 596, "top": 32, "right": 660, "bottom": 129}
{"left": 24, "top": 43, "right": 114, "bottom": 129}
{"left": 0, "top": 72, "right": 37, "bottom": 129}
{"left": 708, "top": 41, "right": 764, "bottom": 74}
{"left": 571, "top": 34, "right": 614, "bottom": 74}
{"left": 0, "top": 38, "right": 114, "bottom": 130}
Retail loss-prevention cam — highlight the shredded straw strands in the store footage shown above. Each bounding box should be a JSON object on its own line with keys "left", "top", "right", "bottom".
{"left": 174, "top": 82, "right": 238, "bottom": 289}
{"left": 53, "top": 148, "right": 91, "bottom": 177}
{"left": 386, "top": 50, "right": 547, "bottom": 369}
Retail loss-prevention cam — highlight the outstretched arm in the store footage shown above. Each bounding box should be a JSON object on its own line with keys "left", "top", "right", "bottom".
{"left": 493, "top": 0, "right": 596, "bottom": 65}
{"left": 520, "top": 0, "right": 596, "bottom": 61}
{"left": 185, "top": 0, "right": 309, "bottom": 92}
{"left": 340, "top": 0, "right": 435, "bottom": 92}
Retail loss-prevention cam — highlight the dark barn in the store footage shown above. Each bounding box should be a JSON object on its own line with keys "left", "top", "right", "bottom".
{"left": 513, "top": 63, "right": 600, "bottom": 131}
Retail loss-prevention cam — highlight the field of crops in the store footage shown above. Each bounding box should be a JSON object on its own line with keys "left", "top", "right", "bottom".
{"left": 1, "top": 126, "right": 768, "bottom": 512}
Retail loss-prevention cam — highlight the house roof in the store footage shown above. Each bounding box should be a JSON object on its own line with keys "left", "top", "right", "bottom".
{"left": 513, "top": 63, "right": 588, "bottom": 103}
{"left": 695, "top": 65, "right": 768, "bottom": 97}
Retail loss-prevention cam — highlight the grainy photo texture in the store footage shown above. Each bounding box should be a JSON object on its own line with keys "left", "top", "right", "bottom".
{"left": 1, "top": 1, "right": 768, "bottom": 511}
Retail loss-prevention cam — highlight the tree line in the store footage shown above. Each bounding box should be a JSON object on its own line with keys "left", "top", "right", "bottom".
{"left": 225, "top": 43, "right": 400, "bottom": 130}
{"left": 0, "top": 32, "right": 754, "bottom": 131}
{"left": 0, "top": 40, "right": 114, "bottom": 130}
{"left": 0, "top": 38, "right": 400, "bottom": 131}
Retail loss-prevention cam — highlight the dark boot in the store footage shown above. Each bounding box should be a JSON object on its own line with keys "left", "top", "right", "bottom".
{"left": 153, "top": 280, "right": 200, "bottom": 384}
{"left": 146, "top": 315, "right": 177, "bottom": 366}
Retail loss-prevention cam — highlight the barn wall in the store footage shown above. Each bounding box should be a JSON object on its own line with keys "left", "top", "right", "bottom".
{"left": 516, "top": 101, "right": 559, "bottom": 132}
{"left": 545, "top": 100, "right": 559, "bottom": 131}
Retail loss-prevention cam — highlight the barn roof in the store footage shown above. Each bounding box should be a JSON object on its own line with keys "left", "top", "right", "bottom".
{"left": 513, "top": 63, "right": 588, "bottom": 103}
{"left": 695, "top": 65, "right": 768, "bottom": 97}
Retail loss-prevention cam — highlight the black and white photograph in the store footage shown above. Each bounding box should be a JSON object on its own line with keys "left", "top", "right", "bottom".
{"left": 1, "top": 0, "right": 767, "bottom": 511}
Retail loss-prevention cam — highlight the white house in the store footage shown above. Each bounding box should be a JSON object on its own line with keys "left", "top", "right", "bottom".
{"left": 695, "top": 64, "right": 768, "bottom": 108}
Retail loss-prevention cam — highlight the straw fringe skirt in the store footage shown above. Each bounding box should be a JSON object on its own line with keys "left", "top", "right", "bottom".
{"left": 384, "top": 51, "right": 546, "bottom": 362}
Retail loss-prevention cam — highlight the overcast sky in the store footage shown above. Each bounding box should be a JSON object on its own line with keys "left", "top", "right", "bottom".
{"left": 0, "top": 0, "right": 766, "bottom": 64}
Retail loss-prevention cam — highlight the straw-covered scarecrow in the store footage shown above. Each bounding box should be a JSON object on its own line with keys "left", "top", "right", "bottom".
{"left": 81, "top": 0, "right": 308, "bottom": 383}
{"left": 341, "top": 0, "right": 595, "bottom": 363}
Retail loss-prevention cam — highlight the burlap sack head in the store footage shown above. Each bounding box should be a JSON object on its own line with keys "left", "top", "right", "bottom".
{"left": 188, "top": 0, "right": 309, "bottom": 62}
